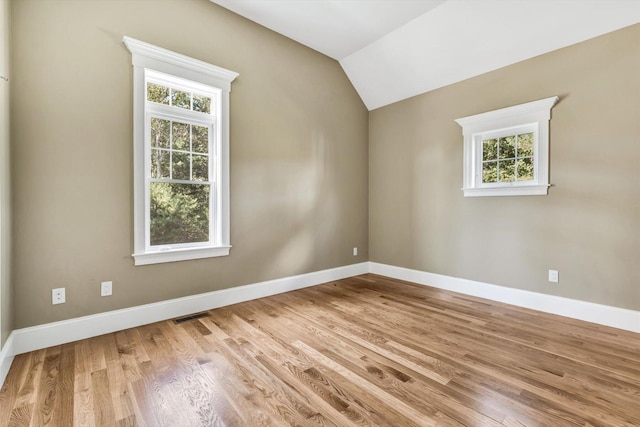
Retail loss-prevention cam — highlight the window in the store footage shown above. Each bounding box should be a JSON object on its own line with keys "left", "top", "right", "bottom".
{"left": 455, "top": 96, "right": 558, "bottom": 197}
{"left": 124, "top": 37, "right": 238, "bottom": 265}
{"left": 480, "top": 126, "right": 535, "bottom": 185}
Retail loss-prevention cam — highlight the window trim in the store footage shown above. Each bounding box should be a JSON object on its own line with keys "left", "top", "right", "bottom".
{"left": 123, "top": 36, "right": 238, "bottom": 265}
{"left": 455, "top": 96, "right": 558, "bottom": 197}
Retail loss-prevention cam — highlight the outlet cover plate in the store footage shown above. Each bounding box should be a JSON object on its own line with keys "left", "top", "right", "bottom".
{"left": 101, "top": 281, "right": 113, "bottom": 296}
{"left": 548, "top": 269, "right": 559, "bottom": 283}
{"left": 52, "top": 288, "right": 66, "bottom": 304}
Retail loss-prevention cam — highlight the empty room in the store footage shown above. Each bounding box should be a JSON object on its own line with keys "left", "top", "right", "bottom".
{"left": 0, "top": 0, "right": 639, "bottom": 425}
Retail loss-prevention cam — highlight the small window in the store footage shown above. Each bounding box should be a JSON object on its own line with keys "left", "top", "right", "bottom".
{"left": 479, "top": 126, "right": 535, "bottom": 185}
{"left": 455, "top": 96, "right": 558, "bottom": 197}
{"left": 124, "top": 37, "right": 238, "bottom": 265}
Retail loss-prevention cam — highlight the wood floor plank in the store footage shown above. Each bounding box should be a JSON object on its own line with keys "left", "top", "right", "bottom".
{"left": 73, "top": 338, "right": 95, "bottom": 427}
{"left": 219, "top": 304, "right": 398, "bottom": 426}
{"left": 91, "top": 369, "right": 115, "bottom": 426}
{"left": 1, "top": 273, "right": 639, "bottom": 426}
{"left": 226, "top": 302, "right": 397, "bottom": 426}
{"left": 102, "top": 333, "right": 135, "bottom": 424}
{"left": 14, "top": 350, "right": 46, "bottom": 411}
{"left": 197, "top": 318, "right": 288, "bottom": 426}
{"left": 7, "top": 403, "right": 33, "bottom": 427}
{"left": 0, "top": 354, "right": 30, "bottom": 427}
{"left": 286, "top": 320, "right": 488, "bottom": 426}
{"left": 252, "top": 295, "right": 477, "bottom": 424}
{"left": 127, "top": 361, "right": 162, "bottom": 427}
{"left": 210, "top": 315, "right": 337, "bottom": 426}
{"left": 51, "top": 344, "right": 75, "bottom": 426}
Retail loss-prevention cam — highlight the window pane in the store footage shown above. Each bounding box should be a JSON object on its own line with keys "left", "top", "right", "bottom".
{"left": 171, "top": 89, "right": 191, "bottom": 110}
{"left": 517, "top": 132, "right": 534, "bottom": 157}
{"left": 150, "top": 182, "right": 209, "bottom": 246}
{"left": 172, "top": 122, "right": 190, "bottom": 151}
{"left": 482, "top": 162, "right": 498, "bottom": 183}
{"left": 172, "top": 151, "right": 190, "bottom": 180}
{"left": 147, "top": 83, "right": 169, "bottom": 105}
{"left": 151, "top": 118, "right": 170, "bottom": 148}
{"left": 193, "top": 94, "right": 211, "bottom": 114}
{"left": 192, "top": 154, "right": 208, "bottom": 181}
{"left": 517, "top": 157, "right": 534, "bottom": 181}
{"left": 499, "top": 159, "right": 516, "bottom": 182}
{"left": 482, "top": 139, "right": 497, "bottom": 161}
{"left": 499, "top": 136, "right": 516, "bottom": 159}
{"left": 151, "top": 149, "right": 170, "bottom": 179}
{"left": 192, "top": 125, "right": 208, "bottom": 154}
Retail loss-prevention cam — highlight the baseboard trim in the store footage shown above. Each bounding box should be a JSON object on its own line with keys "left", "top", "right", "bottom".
{"left": 0, "top": 332, "right": 15, "bottom": 389}
{"left": 9, "top": 262, "right": 369, "bottom": 357}
{"left": 3, "top": 260, "right": 638, "bottom": 390}
{"left": 369, "top": 262, "right": 640, "bottom": 333}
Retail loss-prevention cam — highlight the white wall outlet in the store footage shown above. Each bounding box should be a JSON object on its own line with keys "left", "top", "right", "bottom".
{"left": 353, "top": 247, "right": 358, "bottom": 256}
{"left": 52, "top": 288, "right": 66, "bottom": 304}
{"left": 101, "top": 281, "right": 113, "bottom": 296}
{"left": 548, "top": 269, "right": 559, "bottom": 283}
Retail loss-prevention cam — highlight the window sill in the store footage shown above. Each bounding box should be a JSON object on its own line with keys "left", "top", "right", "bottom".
{"left": 133, "top": 245, "right": 231, "bottom": 266}
{"left": 462, "top": 184, "right": 550, "bottom": 197}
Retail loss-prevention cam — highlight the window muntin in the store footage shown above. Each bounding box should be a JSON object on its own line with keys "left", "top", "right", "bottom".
{"left": 147, "top": 82, "right": 212, "bottom": 114}
{"left": 477, "top": 126, "right": 537, "bottom": 186}
{"left": 149, "top": 119, "right": 209, "bottom": 181}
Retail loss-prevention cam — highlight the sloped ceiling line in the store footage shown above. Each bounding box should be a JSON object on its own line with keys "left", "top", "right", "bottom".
{"left": 211, "top": 0, "right": 640, "bottom": 110}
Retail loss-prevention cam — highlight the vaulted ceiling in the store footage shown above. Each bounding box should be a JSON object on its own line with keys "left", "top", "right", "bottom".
{"left": 211, "top": 0, "right": 640, "bottom": 110}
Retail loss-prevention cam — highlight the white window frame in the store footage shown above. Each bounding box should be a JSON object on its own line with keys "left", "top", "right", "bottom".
{"left": 455, "top": 96, "right": 558, "bottom": 197}
{"left": 124, "top": 36, "right": 238, "bottom": 265}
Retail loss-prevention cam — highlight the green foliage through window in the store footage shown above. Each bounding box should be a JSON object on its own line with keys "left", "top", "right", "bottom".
{"left": 150, "top": 182, "right": 209, "bottom": 246}
{"left": 482, "top": 132, "right": 534, "bottom": 184}
{"left": 148, "top": 115, "right": 211, "bottom": 247}
{"left": 146, "top": 82, "right": 212, "bottom": 114}
{"left": 150, "top": 118, "right": 210, "bottom": 181}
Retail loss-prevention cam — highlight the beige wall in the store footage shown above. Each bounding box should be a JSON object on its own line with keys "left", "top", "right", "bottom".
{"left": 0, "top": 0, "right": 10, "bottom": 347}
{"left": 370, "top": 24, "right": 640, "bottom": 311}
{"left": 11, "top": 0, "right": 368, "bottom": 328}
{"left": 9, "top": 0, "right": 638, "bottom": 332}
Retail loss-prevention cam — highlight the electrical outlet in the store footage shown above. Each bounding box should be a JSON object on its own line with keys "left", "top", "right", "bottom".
{"left": 353, "top": 247, "right": 358, "bottom": 256}
{"left": 101, "top": 281, "right": 113, "bottom": 296}
{"left": 548, "top": 269, "right": 559, "bottom": 283}
{"left": 52, "top": 288, "right": 66, "bottom": 305}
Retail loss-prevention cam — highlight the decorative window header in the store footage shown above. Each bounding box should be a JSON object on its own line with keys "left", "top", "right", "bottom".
{"left": 123, "top": 36, "right": 238, "bottom": 91}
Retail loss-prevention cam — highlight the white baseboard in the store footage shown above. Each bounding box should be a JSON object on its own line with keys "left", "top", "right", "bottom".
{"left": 0, "top": 332, "right": 15, "bottom": 389}
{"left": 369, "top": 262, "right": 640, "bottom": 333}
{"left": 9, "top": 262, "right": 369, "bottom": 357}
{"left": 2, "top": 260, "right": 638, "bottom": 390}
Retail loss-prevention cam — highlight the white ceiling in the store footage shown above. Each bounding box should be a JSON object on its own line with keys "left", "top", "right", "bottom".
{"left": 211, "top": 0, "right": 640, "bottom": 110}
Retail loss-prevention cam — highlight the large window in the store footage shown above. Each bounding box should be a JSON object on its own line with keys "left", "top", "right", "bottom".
{"left": 124, "top": 37, "right": 238, "bottom": 265}
{"left": 455, "top": 96, "right": 558, "bottom": 197}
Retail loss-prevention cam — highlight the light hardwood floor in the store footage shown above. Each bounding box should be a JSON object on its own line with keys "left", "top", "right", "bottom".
{"left": 1, "top": 274, "right": 639, "bottom": 426}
